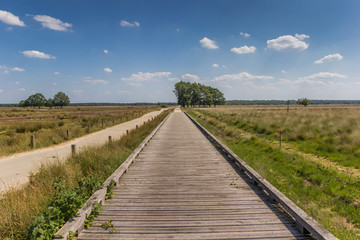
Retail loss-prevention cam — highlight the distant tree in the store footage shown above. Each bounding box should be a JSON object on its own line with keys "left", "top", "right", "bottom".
{"left": 18, "top": 100, "right": 27, "bottom": 108}
{"left": 45, "top": 98, "right": 54, "bottom": 109}
{"left": 173, "top": 81, "right": 225, "bottom": 107}
{"left": 297, "top": 98, "right": 310, "bottom": 107}
{"left": 286, "top": 100, "right": 290, "bottom": 112}
{"left": 53, "top": 92, "right": 70, "bottom": 108}
{"left": 26, "top": 93, "right": 47, "bottom": 108}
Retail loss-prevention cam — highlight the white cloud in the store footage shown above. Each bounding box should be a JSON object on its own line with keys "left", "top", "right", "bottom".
{"left": 314, "top": 53, "right": 343, "bottom": 64}
{"left": 200, "top": 37, "right": 219, "bottom": 49}
{"left": 0, "top": 89, "right": 3, "bottom": 93}
{"left": 231, "top": 45, "right": 256, "bottom": 54}
{"left": 0, "top": 10, "right": 25, "bottom": 26}
{"left": 104, "top": 49, "right": 109, "bottom": 54}
{"left": 212, "top": 63, "right": 219, "bottom": 68}
{"left": 214, "top": 72, "right": 274, "bottom": 82}
{"left": 169, "top": 77, "right": 180, "bottom": 82}
{"left": 15, "top": 81, "right": 20, "bottom": 85}
{"left": 299, "top": 72, "right": 346, "bottom": 81}
{"left": 104, "top": 67, "right": 112, "bottom": 73}
{"left": 32, "top": 15, "right": 72, "bottom": 31}
{"left": 120, "top": 20, "right": 140, "bottom": 27}
{"left": 52, "top": 82, "right": 56, "bottom": 86}
{"left": 267, "top": 34, "right": 309, "bottom": 51}
{"left": 11, "top": 67, "right": 25, "bottom": 72}
{"left": 21, "top": 50, "right": 56, "bottom": 59}
{"left": 54, "top": 72, "right": 60, "bottom": 75}
{"left": 295, "top": 34, "right": 310, "bottom": 40}
{"left": 240, "top": 32, "right": 250, "bottom": 38}
{"left": 73, "top": 89, "right": 83, "bottom": 94}
{"left": 83, "top": 78, "right": 108, "bottom": 85}
{"left": 282, "top": 70, "right": 287, "bottom": 74}
{"left": 121, "top": 72, "right": 171, "bottom": 82}
{"left": 18, "top": 88, "right": 26, "bottom": 91}
{"left": 128, "top": 82, "right": 143, "bottom": 87}
{"left": 181, "top": 74, "right": 200, "bottom": 82}
{"left": 176, "top": 28, "right": 180, "bottom": 32}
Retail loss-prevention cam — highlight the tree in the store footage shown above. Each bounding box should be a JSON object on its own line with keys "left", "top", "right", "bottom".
{"left": 18, "top": 100, "right": 27, "bottom": 108}
{"left": 53, "top": 92, "right": 70, "bottom": 108}
{"left": 297, "top": 98, "right": 310, "bottom": 107}
{"left": 173, "top": 81, "right": 225, "bottom": 107}
{"left": 26, "top": 93, "right": 47, "bottom": 108}
{"left": 45, "top": 98, "right": 54, "bottom": 109}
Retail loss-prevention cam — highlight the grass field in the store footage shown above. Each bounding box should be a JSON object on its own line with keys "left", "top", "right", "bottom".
{"left": 0, "top": 109, "right": 170, "bottom": 240}
{"left": 0, "top": 106, "right": 160, "bottom": 157}
{"left": 186, "top": 105, "right": 360, "bottom": 240}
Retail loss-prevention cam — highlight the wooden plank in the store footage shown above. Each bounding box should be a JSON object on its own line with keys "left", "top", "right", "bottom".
{"left": 78, "top": 110, "right": 314, "bottom": 240}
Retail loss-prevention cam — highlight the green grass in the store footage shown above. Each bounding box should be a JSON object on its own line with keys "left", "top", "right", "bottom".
{"left": 0, "top": 109, "right": 170, "bottom": 240}
{"left": 0, "top": 106, "right": 160, "bottom": 157}
{"left": 186, "top": 108, "right": 360, "bottom": 240}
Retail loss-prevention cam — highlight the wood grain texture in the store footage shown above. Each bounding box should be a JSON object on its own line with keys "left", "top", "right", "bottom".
{"left": 78, "top": 110, "right": 313, "bottom": 240}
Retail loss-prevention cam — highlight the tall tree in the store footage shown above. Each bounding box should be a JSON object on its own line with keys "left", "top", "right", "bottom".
{"left": 53, "top": 92, "right": 70, "bottom": 108}
{"left": 25, "top": 93, "right": 47, "bottom": 108}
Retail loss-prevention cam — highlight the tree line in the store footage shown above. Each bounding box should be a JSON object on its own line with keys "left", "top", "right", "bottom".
{"left": 18, "top": 92, "right": 70, "bottom": 108}
{"left": 174, "top": 81, "right": 225, "bottom": 107}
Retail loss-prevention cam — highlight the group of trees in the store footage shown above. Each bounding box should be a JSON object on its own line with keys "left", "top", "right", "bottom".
{"left": 174, "top": 81, "right": 225, "bottom": 107}
{"left": 19, "top": 92, "right": 70, "bottom": 108}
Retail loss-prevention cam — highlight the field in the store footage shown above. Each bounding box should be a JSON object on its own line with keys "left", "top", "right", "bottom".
{"left": 0, "top": 106, "right": 160, "bottom": 157}
{"left": 186, "top": 105, "right": 360, "bottom": 240}
{"left": 0, "top": 109, "right": 170, "bottom": 239}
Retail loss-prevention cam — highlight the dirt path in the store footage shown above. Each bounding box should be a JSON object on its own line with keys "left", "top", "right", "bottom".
{"left": 0, "top": 109, "right": 166, "bottom": 193}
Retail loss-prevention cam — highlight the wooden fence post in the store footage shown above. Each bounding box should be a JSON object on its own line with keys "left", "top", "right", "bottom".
{"left": 66, "top": 129, "right": 70, "bottom": 139}
{"left": 31, "top": 135, "right": 35, "bottom": 148}
{"left": 279, "top": 130, "right": 282, "bottom": 148}
{"left": 108, "top": 136, "right": 112, "bottom": 143}
{"left": 71, "top": 144, "right": 76, "bottom": 155}
{"left": 136, "top": 125, "right": 138, "bottom": 129}
{"left": 126, "top": 129, "right": 129, "bottom": 134}
{"left": 88, "top": 124, "right": 91, "bottom": 133}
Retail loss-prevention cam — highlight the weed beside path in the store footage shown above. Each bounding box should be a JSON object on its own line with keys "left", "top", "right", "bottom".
{"left": 186, "top": 108, "right": 360, "bottom": 240}
{"left": 0, "top": 110, "right": 170, "bottom": 240}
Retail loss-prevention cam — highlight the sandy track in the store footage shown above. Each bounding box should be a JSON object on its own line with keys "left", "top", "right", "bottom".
{"left": 0, "top": 109, "right": 165, "bottom": 193}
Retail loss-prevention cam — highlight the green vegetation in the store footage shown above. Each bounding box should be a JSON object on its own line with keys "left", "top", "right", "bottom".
{"left": 0, "top": 110, "right": 169, "bottom": 240}
{"left": 84, "top": 202, "right": 102, "bottom": 229}
{"left": 186, "top": 106, "right": 360, "bottom": 240}
{"left": 0, "top": 105, "right": 159, "bottom": 156}
{"left": 173, "top": 81, "right": 225, "bottom": 107}
{"left": 297, "top": 98, "right": 310, "bottom": 107}
{"left": 19, "top": 92, "right": 70, "bottom": 109}
{"left": 100, "top": 220, "right": 116, "bottom": 234}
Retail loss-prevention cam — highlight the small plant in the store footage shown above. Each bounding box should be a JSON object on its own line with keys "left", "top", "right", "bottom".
{"left": 84, "top": 202, "right": 102, "bottom": 229}
{"left": 105, "top": 180, "right": 116, "bottom": 200}
{"left": 101, "top": 219, "right": 117, "bottom": 233}
{"left": 67, "top": 231, "right": 77, "bottom": 240}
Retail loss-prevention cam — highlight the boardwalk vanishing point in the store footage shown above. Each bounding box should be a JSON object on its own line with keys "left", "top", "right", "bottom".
{"left": 74, "top": 108, "right": 329, "bottom": 240}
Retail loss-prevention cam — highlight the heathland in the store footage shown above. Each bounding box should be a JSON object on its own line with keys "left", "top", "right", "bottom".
{"left": 0, "top": 109, "right": 170, "bottom": 239}
{"left": 186, "top": 105, "right": 360, "bottom": 240}
{"left": 0, "top": 106, "right": 160, "bottom": 157}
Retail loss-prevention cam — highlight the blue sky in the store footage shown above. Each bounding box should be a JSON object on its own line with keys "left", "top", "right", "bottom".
{"left": 0, "top": 0, "right": 359, "bottom": 103}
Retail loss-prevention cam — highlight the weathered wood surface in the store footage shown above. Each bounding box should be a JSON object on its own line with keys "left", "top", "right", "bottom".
{"left": 78, "top": 110, "right": 313, "bottom": 240}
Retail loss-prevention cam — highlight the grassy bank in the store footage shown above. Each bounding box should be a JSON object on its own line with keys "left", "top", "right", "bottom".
{"left": 0, "top": 109, "right": 170, "bottom": 240}
{"left": 0, "top": 106, "right": 160, "bottom": 157}
{"left": 186, "top": 107, "right": 360, "bottom": 240}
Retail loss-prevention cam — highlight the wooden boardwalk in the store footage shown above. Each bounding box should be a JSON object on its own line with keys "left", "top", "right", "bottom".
{"left": 78, "top": 110, "right": 312, "bottom": 240}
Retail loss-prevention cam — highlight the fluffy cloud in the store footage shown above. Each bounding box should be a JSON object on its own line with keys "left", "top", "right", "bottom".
{"left": 32, "top": 15, "right": 72, "bottom": 31}
{"left": 21, "top": 50, "right": 56, "bottom": 59}
{"left": 231, "top": 45, "right": 256, "bottom": 54}
{"left": 314, "top": 53, "right": 343, "bottom": 64}
{"left": 120, "top": 20, "right": 140, "bottom": 27}
{"left": 240, "top": 32, "right": 250, "bottom": 38}
{"left": 83, "top": 78, "right": 108, "bottom": 84}
{"left": 267, "top": 34, "right": 309, "bottom": 51}
{"left": 181, "top": 74, "right": 200, "bottom": 82}
{"left": 121, "top": 72, "right": 171, "bottom": 82}
{"left": 200, "top": 37, "right": 219, "bottom": 49}
{"left": 0, "top": 65, "right": 25, "bottom": 73}
{"left": 212, "top": 63, "right": 219, "bottom": 68}
{"left": 294, "top": 72, "right": 346, "bottom": 86}
{"left": 214, "top": 72, "right": 274, "bottom": 82}
{"left": 104, "top": 67, "right": 112, "bottom": 73}
{"left": 0, "top": 89, "right": 3, "bottom": 93}
{"left": 104, "top": 49, "right": 109, "bottom": 54}
{"left": 54, "top": 72, "right": 60, "bottom": 75}
{"left": 11, "top": 67, "right": 25, "bottom": 72}
{"left": 0, "top": 10, "right": 25, "bottom": 26}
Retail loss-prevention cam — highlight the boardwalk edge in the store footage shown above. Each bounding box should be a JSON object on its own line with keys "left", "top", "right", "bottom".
{"left": 54, "top": 110, "right": 173, "bottom": 240}
{"left": 184, "top": 111, "right": 338, "bottom": 240}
